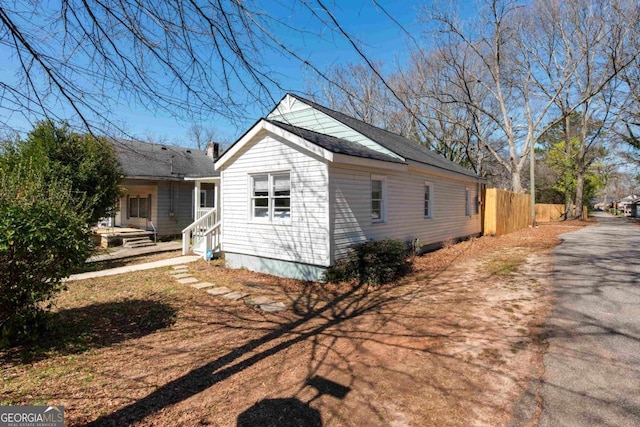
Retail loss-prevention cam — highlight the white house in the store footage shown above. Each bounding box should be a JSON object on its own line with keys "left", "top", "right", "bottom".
{"left": 200, "top": 94, "right": 485, "bottom": 281}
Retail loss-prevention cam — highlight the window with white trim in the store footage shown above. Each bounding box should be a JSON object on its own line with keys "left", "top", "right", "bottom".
{"left": 251, "top": 172, "right": 291, "bottom": 222}
{"left": 465, "top": 188, "right": 471, "bottom": 216}
{"left": 424, "top": 182, "right": 433, "bottom": 218}
{"left": 371, "top": 176, "right": 386, "bottom": 223}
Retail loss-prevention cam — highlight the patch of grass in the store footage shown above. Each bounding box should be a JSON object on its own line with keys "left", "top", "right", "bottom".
{"left": 485, "top": 255, "right": 526, "bottom": 277}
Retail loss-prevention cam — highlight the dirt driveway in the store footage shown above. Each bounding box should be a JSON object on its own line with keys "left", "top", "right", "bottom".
{"left": 0, "top": 222, "right": 587, "bottom": 426}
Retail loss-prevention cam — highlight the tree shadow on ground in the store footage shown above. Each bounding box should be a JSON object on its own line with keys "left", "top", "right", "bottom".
{"left": 237, "top": 398, "right": 322, "bottom": 427}
{"left": 1, "top": 299, "right": 176, "bottom": 365}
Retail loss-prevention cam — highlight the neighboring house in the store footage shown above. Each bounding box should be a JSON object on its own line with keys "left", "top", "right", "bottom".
{"left": 210, "top": 94, "right": 485, "bottom": 280}
{"left": 616, "top": 195, "right": 638, "bottom": 216}
{"left": 630, "top": 199, "right": 640, "bottom": 218}
{"left": 111, "top": 139, "right": 219, "bottom": 237}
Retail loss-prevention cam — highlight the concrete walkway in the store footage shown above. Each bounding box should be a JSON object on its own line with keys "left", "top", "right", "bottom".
{"left": 88, "top": 241, "right": 182, "bottom": 263}
{"left": 65, "top": 257, "right": 288, "bottom": 313}
{"left": 537, "top": 212, "right": 640, "bottom": 426}
{"left": 66, "top": 255, "right": 201, "bottom": 281}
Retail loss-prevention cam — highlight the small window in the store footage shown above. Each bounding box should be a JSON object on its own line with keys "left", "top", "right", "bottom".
{"left": 251, "top": 172, "right": 290, "bottom": 222}
{"left": 465, "top": 188, "right": 471, "bottom": 216}
{"left": 371, "top": 176, "right": 386, "bottom": 223}
{"left": 424, "top": 182, "right": 433, "bottom": 218}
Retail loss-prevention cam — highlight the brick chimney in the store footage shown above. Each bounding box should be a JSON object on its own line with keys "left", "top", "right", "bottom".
{"left": 206, "top": 141, "right": 220, "bottom": 161}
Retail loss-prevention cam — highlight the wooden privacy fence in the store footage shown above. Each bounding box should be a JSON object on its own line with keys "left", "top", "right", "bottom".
{"left": 483, "top": 188, "right": 530, "bottom": 235}
{"left": 535, "top": 204, "right": 588, "bottom": 222}
{"left": 483, "top": 188, "right": 589, "bottom": 235}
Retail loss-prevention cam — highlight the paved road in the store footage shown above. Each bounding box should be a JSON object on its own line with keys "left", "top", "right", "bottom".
{"left": 539, "top": 212, "right": 640, "bottom": 426}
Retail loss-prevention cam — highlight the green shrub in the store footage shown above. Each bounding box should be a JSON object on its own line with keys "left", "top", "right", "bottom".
{"left": 0, "top": 161, "right": 91, "bottom": 347}
{"left": 324, "top": 239, "right": 411, "bottom": 286}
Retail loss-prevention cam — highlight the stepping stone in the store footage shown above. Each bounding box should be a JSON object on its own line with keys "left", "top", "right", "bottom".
{"left": 206, "top": 286, "right": 232, "bottom": 296}
{"left": 177, "top": 277, "right": 198, "bottom": 284}
{"left": 222, "top": 291, "right": 249, "bottom": 301}
{"left": 244, "top": 282, "right": 267, "bottom": 290}
{"left": 191, "top": 282, "right": 216, "bottom": 289}
{"left": 246, "top": 295, "right": 275, "bottom": 306}
{"left": 172, "top": 273, "right": 192, "bottom": 279}
{"left": 260, "top": 302, "right": 286, "bottom": 313}
{"left": 172, "top": 265, "right": 189, "bottom": 270}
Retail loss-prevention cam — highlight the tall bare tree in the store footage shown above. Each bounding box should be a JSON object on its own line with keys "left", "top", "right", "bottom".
{"left": 0, "top": 1, "right": 384, "bottom": 135}
{"left": 187, "top": 124, "right": 217, "bottom": 151}
{"left": 528, "top": 0, "right": 640, "bottom": 217}
{"left": 422, "top": 0, "right": 580, "bottom": 192}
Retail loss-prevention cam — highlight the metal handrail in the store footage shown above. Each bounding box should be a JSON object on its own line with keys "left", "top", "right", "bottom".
{"left": 149, "top": 221, "right": 157, "bottom": 243}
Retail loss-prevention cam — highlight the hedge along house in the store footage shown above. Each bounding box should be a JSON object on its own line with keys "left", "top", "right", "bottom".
{"left": 111, "top": 139, "right": 219, "bottom": 238}
{"left": 212, "top": 94, "right": 485, "bottom": 281}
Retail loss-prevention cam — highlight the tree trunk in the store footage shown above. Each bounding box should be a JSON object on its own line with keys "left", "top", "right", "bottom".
{"left": 511, "top": 169, "right": 522, "bottom": 193}
{"left": 575, "top": 172, "right": 584, "bottom": 219}
{"left": 563, "top": 114, "right": 572, "bottom": 220}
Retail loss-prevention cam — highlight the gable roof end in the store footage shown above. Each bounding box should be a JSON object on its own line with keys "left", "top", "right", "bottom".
{"left": 266, "top": 120, "right": 404, "bottom": 164}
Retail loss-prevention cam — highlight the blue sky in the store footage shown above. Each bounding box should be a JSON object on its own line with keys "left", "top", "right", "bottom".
{"left": 0, "top": 1, "right": 470, "bottom": 147}
{"left": 123, "top": 1, "right": 427, "bottom": 146}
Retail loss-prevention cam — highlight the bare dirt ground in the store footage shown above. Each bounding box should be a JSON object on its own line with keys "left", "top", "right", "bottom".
{"left": 0, "top": 221, "right": 590, "bottom": 426}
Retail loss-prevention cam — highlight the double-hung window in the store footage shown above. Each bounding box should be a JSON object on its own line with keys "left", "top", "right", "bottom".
{"left": 371, "top": 175, "right": 386, "bottom": 223}
{"left": 424, "top": 182, "right": 433, "bottom": 218}
{"left": 128, "top": 195, "right": 149, "bottom": 218}
{"left": 251, "top": 172, "right": 291, "bottom": 222}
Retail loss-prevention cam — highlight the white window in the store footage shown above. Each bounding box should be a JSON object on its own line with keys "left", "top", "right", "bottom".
{"left": 424, "top": 182, "right": 433, "bottom": 218}
{"left": 465, "top": 188, "right": 471, "bottom": 216}
{"left": 251, "top": 172, "right": 291, "bottom": 222}
{"left": 371, "top": 175, "right": 386, "bottom": 223}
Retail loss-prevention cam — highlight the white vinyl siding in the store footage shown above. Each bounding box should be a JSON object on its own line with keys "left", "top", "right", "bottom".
{"left": 424, "top": 182, "right": 433, "bottom": 218}
{"left": 220, "top": 133, "right": 330, "bottom": 266}
{"left": 330, "top": 164, "right": 482, "bottom": 262}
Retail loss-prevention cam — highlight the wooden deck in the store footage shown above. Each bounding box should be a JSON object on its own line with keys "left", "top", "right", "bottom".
{"left": 94, "top": 227, "right": 155, "bottom": 248}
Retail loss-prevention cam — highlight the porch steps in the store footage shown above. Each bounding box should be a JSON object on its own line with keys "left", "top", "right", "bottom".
{"left": 123, "top": 236, "right": 156, "bottom": 249}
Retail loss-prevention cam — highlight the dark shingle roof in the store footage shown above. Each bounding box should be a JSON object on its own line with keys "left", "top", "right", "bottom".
{"left": 288, "top": 94, "right": 479, "bottom": 178}
{"left": 266, "top": 119, "right": 405, "bottom": 164}
{"left": 112, "top": 139, "right": 218, "bottom": 179}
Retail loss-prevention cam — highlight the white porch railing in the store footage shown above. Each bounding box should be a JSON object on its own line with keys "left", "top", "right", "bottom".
{"left": 196, "top": 207, "right": 213, "bottom": 220}
{"left": 182, "top": 208, "right": 220, "bottom": 256}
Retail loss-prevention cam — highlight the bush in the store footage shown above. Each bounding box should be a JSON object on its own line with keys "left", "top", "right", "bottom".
{"left": 21, "top": 120, "right": 123, "bottom": 224}
{"left": 0, "top": 160, "right": 91, "bottom": 347}
{"left": 324, "top": 239, "right": 411, "bottom": 286}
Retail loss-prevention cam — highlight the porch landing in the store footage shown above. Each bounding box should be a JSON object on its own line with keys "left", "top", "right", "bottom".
{"left": 94, "top": 227, "right": 155, "bottom": 248}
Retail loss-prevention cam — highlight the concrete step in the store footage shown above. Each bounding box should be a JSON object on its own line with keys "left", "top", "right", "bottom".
{"left": 123, "top": 236, "right": 155, "bottom": 248}
{"left": 127, "top": 241, "right": 156, "bottom": 249}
